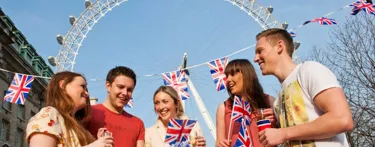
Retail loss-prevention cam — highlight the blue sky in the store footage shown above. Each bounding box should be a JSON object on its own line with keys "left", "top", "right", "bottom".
{"left": 1, "top": 0, "right": 354, "bottom": 146}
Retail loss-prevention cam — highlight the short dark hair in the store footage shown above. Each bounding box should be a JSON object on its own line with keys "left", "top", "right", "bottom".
{"left": 256, "top": 28, "right": 294, "bottom": 57}
{"left": 106, "top": 66, "right": 137, "bottom": 86}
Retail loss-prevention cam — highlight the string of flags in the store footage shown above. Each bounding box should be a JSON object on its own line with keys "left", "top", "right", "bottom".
{"left": 162, "top": 70, "right": 190, "bottom": 100}
{"left": 126, "top": 97, "right": 134, "bottom": 108}
{"left": 303, "top": 17, "right": 338, "bottom": 26}
{"left": 288, "top": 0, "right": 374, "bottom": 38}
{"left": 3, "top": 73, "right": 34, "bottom": 105}
{"left": 2, "top": 0, "right": 374, "bottom": 106}
{"left": 289, "top": 32, "right": 296, "bottom": 38}
{"left": 207, "top": 57, "right": 228, "bottom": 91}
{"left": 0, "top": 68, "right": 51, "bottom": 79}
{"left": 350, "top": 0, "right": 375, "bottom": 15}
{"left": 161, "top": 57, "right": 229, "bottom": 101}
{"left": 147, "top": 0, "right": 375, "bottom": 77}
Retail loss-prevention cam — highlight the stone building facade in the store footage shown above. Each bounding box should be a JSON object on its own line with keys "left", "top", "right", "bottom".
{"left": 0, "top": 8, "right": 53, "bottom": 147}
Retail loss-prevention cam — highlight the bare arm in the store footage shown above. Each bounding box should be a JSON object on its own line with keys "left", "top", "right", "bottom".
{"left": 259, "top": 88, "right": 354, "bottom": 146}
{"left": 136, "top": 140, "right": 145, "bottom": 147}
{"left": 29, "top": 133, "right": 57, "bottom": 147}
{"left": 216, "top": 103, "right": 225, "bottom": 146}
{"left": 283, "top": 87, "right": 353, "bottom": 140}
{"left": 216, "top": 103, "right": 230, "bottom": 147}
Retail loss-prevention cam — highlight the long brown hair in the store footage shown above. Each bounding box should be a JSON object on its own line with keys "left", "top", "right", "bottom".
{"left": 153, "top": 86, "right": 186, "bottom": 119}
{"left": 46, "top": 71, "right": 95, "bottom": 146}
{"left": 224, "top": 59, "right": 268, "bottom": 111}
{"left": 75, "top": 88, "right": 92, "bottom": 126}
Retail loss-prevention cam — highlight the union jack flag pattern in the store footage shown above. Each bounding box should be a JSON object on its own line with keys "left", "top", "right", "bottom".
{"left": 3, "top": 73, "right": 34, "bottom": 105}
{"left": 303, "top": 17, "right": 338, "bottom": 25}
{"left": 207, "top": 57, "right": 228, "bottom": 91}
{"left": 234, "top": 121, "right": 253, "bottom": 147}
{"left": 126, "top": 97, "right": 134, "bottom": 108}
{"left": 170, "top": 141, "right": 190, "bottom": 147}
{"left": 256, "top": 119, "right": 272, "bottom": 132}
{"left": 162, "top": 70, "right": 190, "bottom": 100}
{"left": 231, "top": 96, "right": 251, "bottom": 125}
{"left": 289, "top": 32, "right": 297, "bottom": 38}
{"left": 350, "top": 0, "right": 375, "bottom": 15}
{"left": 164, "top": 118, "right": 197, "bottom": 146}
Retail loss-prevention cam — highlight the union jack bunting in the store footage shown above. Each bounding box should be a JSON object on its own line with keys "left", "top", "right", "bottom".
{"left": 234, "top": 121, "right": 253, "bottom": 147}
{"left": 3, "top": 73, "right": 34, "bottom": 105}
{"left": 207, "top": 57, "right": 228, "bottom": 91}
{"left": 289, "top": 32, "right": 297, "bottom": 38}
{"left": 303, "top": 17, "right": 338, "bottom": 25}
{"left": 164, "top": 118, "right": 197, "bottom": 146}
{"left": 231, "top": 96, "right": 251, "bottom": 125}
{"left": 350, "top": 0, "right": 375, "bottom": 15}
{"left": 126, "top": 97, "right": 134, "bottom": 108}
{"left": 162, "top": 70, "right": 190, "bottom": 100}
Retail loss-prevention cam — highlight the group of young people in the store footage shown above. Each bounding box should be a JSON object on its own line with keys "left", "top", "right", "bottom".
{"left": 25, "top": 65, "right": 206, "bottom": 147}
{"left": 25, "top": 28, "right": 353, "bottom": 147}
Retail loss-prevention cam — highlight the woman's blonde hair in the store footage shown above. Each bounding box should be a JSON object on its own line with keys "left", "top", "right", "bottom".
{"left": 153, "top": 86, "right": 187, "bottom": 119}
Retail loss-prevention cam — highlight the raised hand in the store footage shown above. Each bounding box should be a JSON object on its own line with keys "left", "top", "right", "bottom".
{"left": 194, "top": 136, "right": 206, "bottom": 147}
{"left": 85, "top": 135, "right": 114, "bottom": 147}
{"left": 261, "top": 108, "right": 276, "bottom": 125}
{"left": 259, "top": 128, "right": 286, "bottom": 147}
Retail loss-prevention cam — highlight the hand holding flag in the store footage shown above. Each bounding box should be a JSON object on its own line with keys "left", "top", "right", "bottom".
{"left": 164, "top": 118, "right": 197, "bottom": 146}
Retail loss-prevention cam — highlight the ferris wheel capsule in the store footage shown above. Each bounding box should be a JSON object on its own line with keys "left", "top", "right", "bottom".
{"left": 69, "top": 15, "right": 76, "bottom": 25}
{"left": 281, "top": 22, "right": 288, "bottom": 30}
{"left": 56, "top": 34, "right": 63, "bottom": 45}
{"left": 48, "top": 56, "right": 57, "bottom": 66}
{"left": 294, "top": 41, "right": 301, "bottom": 50}
{"left": 85, "top": 0, "right": 92, "bottom": 9}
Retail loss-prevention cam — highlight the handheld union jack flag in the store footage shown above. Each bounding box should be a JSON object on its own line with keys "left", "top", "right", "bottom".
{"left": 126, "top": 97, "right": 134, "bottom": 108}
{"left": 350, "top": 0, "right": 375, "bottom": 15}
{"left": 162, "top": 70, "right": 190, "bottom": 100}
{"left": 164, "top": 118, "right": 197, "bottom": 146}
{"left": 231, "top": 96, "right": 251, "bottom": 125}
{"left": 3, "top": 73, "right": 34, "bottom": 105}
{"left": 303, "top": 17, "right": 338, "bottom": 25}
{"left": 234, "top": 121, "right": 253, "bottom": 147}
{"left": 289, "top": 32, "right": 297, "bottom": 38}
{"left": 170, "top": 141, "right": 190, "bottom": 147}
{"left": 207, "top": 57, "right": 228, "bottom": 91}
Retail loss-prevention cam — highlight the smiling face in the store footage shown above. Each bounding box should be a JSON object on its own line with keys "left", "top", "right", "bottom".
{"left": 254, "top": 37, "right": 279, "bottom": 75}
{"left": 64, "top": 76, "right": 89, "bottom": 113}
{"left": 226, "top": 70, "right": 244, "bottom": 96}
{"left": 106, "top": 75, "right": 135, "bottom": 110}
{"left": 154, "top": 91, "right": 178, "bottom": 123}
{"left": 254, "top": 28, "right": 295, "bottom": 76}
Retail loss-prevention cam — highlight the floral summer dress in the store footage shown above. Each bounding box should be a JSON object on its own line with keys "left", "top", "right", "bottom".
{"left": 26, "top": 106, "right": 81, "bottom": 147}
